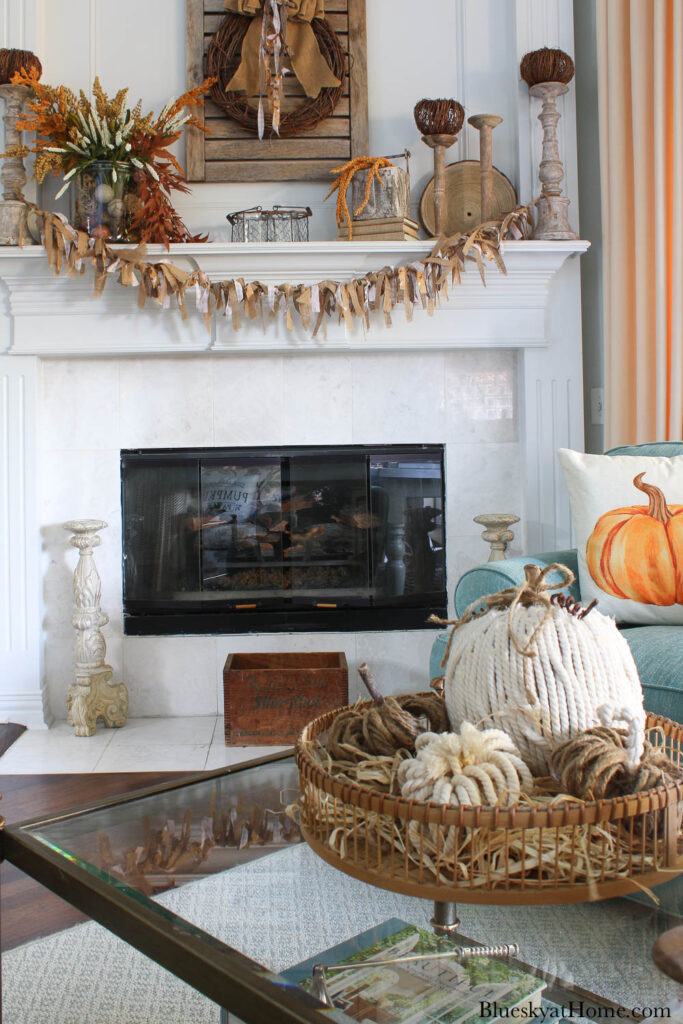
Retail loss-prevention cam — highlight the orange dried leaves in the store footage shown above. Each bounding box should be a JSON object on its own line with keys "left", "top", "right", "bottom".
{"left": 325, "top": 156, "right": 395, "bottom": 239}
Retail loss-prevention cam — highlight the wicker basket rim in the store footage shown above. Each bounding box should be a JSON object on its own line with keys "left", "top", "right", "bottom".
{"left": 295, "top": 699, "right": 683, "bottom": 829}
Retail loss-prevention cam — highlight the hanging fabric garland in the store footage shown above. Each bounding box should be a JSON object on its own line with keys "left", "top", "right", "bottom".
{"left": 22, "top": 202, "right": 535, "bottom": 337}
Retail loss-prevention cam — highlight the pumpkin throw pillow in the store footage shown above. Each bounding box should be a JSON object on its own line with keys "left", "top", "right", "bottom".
{"left": 558, "top": 448, "right": 683, "bottom": 624}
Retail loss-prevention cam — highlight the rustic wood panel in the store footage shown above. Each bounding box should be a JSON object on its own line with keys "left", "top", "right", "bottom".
{"left": 205, "top": 158, "right": 344, "bottom": 181}
{"left": 206, "top": 137, "right": 350, "bottom": 159}
{"left": 187, "top": 0, "right": 367, "bottom": 182}
{"left": 205, "top": 115, "right": 350, "bottom": 139}
{"left": 186, "top": 0, "right": 206, "bottom": 180}
{"left": 347, "top": 0, "right": 368, "bottom": 158}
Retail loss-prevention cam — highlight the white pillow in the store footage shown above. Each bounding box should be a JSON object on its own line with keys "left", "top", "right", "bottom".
{"left": 558, "top": 448, "right": 683, "bottom": 624}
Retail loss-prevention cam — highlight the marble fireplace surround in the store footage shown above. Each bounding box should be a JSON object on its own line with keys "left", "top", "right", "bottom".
{"left": 0, "top": 238, "right": 588, "bottom": 727}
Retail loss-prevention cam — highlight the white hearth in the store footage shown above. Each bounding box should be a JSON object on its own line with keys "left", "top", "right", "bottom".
{"left": 0, "top": 239, "right": 587, "bottom": 728}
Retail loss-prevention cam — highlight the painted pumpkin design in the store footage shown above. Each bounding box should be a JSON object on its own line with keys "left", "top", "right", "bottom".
{"left": 586, "top": 473, "right": 683, "bottom": 604}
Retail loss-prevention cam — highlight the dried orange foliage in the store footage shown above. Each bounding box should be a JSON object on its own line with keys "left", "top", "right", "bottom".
{"left": 7, "top": 66, "right": 215, "bottom": 246}
{"left": 325, "top": 156, "right": 395, "bottom": 239}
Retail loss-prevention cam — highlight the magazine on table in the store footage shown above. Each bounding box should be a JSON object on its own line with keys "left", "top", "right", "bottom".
{"left": 280, "top": 918, "right": 546, "bottom": 1024}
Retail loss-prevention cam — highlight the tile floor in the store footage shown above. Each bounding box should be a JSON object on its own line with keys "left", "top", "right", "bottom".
{"left": 0, "top": 717, "right": 289, "bottom": 773}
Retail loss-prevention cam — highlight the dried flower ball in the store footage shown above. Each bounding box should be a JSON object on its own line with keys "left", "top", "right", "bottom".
{"left": 520, "top": 47, "right": 574, "bottom": 87}
{"left": 0, "top": 48, "right": 41, "bottom": 85}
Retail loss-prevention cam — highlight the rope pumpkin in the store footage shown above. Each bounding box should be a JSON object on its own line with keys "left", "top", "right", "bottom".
{"left": 398, "top": 722, "right": 533, "bottom": 807}
{"left": 441, "top": 564, "right": 646, "bottom": 776}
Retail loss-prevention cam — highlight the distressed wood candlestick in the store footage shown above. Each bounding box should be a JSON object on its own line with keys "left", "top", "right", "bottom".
{"left": 421, "top": 133, "right": 458, "bottom": 237}
{"left": 64, "top": 519, "right": 128, "bottom": 737}
{"left": 467, "top": 114, "right": 503, "bottom": 224}
{"left": 529, "top": 82, "right": 577, "bottom": 240}
{"left": 0, "top": 83, "right": 30, "bottom": 245}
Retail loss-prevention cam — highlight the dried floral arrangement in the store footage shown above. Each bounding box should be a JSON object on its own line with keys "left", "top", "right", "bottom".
{"left": 5, "top": 68, "right": 215, "bottom": 246}
{"left": 325, "top": 156, "right": 396, "bottom": 239}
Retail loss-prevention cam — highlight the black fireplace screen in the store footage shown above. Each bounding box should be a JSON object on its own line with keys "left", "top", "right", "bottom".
{"left": 121, "top": 445, "right": 446, "bottom": 634}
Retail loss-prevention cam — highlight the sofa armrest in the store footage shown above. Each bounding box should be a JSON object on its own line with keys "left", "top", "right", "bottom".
{"left": 453, "top": 550, "right": 580, "bottom": 617}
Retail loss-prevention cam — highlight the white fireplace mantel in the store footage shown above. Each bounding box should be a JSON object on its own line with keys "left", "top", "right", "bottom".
{"left": 0, "top": 236, "right": 589, "bottom": 729}
{"left": 0, "top": 239, "right": 589, "bottom": 356}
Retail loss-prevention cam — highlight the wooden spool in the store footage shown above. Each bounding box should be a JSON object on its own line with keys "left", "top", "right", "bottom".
{"left": 419, "top": 160, "right": 517, "bottom": 237}
{"left": 295, "top": 702, "right": 683, "bottom": 905}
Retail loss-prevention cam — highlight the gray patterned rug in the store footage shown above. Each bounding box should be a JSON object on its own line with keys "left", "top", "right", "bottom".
{"left": 3, "top": 844, "right": 679, "bottom": 1023}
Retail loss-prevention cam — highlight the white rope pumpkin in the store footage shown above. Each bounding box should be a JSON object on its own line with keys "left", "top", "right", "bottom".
{"left": 442, "top": 564, "right": 646, "bottom": 776}
{"left": 398, "top": 722, "right": 533, "bottom": 807}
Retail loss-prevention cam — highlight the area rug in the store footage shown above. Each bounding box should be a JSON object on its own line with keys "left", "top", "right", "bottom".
{"left": 3, "top": 844, "right": 679, "bottom": 1023}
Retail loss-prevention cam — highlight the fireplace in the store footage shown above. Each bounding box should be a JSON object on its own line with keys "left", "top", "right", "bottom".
{"left": 121, "top": 445, "right": 447, "bottom": 634}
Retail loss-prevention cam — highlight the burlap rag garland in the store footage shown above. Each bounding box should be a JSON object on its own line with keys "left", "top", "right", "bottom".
{"left": 23, "top": 203, "right": 534, "bottom": 338}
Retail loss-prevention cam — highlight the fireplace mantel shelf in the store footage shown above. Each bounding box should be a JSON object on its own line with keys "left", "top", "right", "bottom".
{"left": 0, "top": 238, "right": 589, "bottom": 356}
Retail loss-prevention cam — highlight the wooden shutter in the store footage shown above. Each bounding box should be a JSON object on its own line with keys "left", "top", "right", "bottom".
{"left": 185, "top": 0, "right": 368, "bottom": 182}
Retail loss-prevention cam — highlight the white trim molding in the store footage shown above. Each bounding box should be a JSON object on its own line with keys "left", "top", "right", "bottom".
{"left": 0, "top": 356, "right": 51, "bottom": 728}
{"left": 0, "top": 239, "right": 589, "bottom": 356}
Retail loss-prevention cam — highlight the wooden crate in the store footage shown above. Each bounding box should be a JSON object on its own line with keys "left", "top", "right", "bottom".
{"left": 223, "top": 652, "right": 348, "bottom": 745}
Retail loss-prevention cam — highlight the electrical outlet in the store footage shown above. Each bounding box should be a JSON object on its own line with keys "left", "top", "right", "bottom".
{"left": 591, "top": 387, "right": 604, "bottom": 425}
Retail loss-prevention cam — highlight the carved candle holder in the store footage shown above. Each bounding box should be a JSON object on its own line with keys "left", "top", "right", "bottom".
{"left": 0, "top": 83, "right": 30, "bottom": 245}
{"left": 528, "top": 82, "right": 577, "bottom": 240}
{"left": 467, "top": 114, "right": 503, "bottom": 223}
{"left": 421, "top": 133, "right": 459, "bottom": 237}
{"left": 473, "top": 513, "right": 520, "bottom": 562}
{"left": 64, "top": 519, "right": 128, "bottom": 737}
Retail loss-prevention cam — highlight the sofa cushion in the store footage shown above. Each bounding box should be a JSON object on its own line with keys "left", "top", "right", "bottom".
{"left": 621, "top": 625, "right": 683, "bottom": 722}
{"left": 558, "top": 447, "right": 683, "bottom": 625}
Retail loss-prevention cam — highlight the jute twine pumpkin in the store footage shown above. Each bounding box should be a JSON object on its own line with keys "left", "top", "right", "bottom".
{"left": 398, "top": 722, "right": 533, "bottom": 808}
{"left": 551, "top": 713, "right": 681, "bottom": 802}
{"left": 441, "top": 564, "right": 646, "bottom": 776}
{"left": 325, "top": 663, "right": 448, "bottom": 762}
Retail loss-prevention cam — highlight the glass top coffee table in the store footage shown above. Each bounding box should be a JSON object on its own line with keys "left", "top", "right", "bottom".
{"left": 2, "top": 751, "right": 680, "bottom": 1023}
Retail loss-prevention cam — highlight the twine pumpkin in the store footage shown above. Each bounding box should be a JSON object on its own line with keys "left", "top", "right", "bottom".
{"left": 442, "top": 564, "right": 645, "bottom": 776}
{"left": 586, "top": 473, "right": 683, "bottom": 605}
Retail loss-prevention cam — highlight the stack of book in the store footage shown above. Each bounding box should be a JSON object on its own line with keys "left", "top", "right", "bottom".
{"left": 339, "top": 217, "right": 421, "bottom": 241}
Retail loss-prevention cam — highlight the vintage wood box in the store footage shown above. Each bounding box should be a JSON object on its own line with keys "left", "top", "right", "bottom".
{"left": 223, "top": 652, "right": 348, "bottom": 746}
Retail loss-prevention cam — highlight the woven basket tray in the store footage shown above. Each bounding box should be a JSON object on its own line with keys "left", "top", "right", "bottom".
{"left": 295, "top": 699, "right": 683, "bottom": 905}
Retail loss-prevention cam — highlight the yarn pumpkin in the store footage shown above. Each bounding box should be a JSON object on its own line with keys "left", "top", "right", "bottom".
{"left": 442, "top": 564, "right": 645, "bottom": 776}
{"left": 586, "top": 473, "right": 683, "bottom": 605}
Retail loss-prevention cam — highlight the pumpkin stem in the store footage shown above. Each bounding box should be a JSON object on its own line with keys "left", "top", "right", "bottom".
{"left": 633, "top": 473, "right": 672, "bottom": 523}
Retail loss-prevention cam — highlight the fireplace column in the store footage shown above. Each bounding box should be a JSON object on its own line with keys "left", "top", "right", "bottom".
{"left": 0, "top": 356, "right": 50, "bottom": 727}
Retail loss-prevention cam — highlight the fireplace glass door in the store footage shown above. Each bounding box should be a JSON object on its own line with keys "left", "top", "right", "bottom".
{"left": 121, "top": 445, "right": 446, "bottom": 634}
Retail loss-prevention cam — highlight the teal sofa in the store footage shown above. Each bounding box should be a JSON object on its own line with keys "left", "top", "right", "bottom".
{"left": 430, "top": 442, "right": 683, "bottom": 724}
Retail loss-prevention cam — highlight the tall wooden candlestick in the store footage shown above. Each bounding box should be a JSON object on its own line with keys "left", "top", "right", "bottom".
{"left": 0, "top": 84, "right": 30, "bottom": 245}
{"left": 467, "top": 114, "right": 503, "bottom": 223}
{"left": 529, "top": 82, "right": 577, "bottom": 239}
{"left": 421, "top": 133, "right": 458, "bottom": 237}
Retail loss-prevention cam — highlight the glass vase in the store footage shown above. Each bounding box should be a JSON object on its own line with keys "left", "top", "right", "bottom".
{"left": 70, "top": 160, "right": 133, "bottom": 242}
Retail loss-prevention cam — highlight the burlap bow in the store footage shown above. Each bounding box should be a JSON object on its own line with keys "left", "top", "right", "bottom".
{"left": 224, "top": 0, "right": 340, "bottom": 99}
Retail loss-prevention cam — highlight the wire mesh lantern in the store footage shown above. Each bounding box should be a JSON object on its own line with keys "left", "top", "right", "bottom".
{"left": 226, "top": 205, "right": 312, "bottom": 243}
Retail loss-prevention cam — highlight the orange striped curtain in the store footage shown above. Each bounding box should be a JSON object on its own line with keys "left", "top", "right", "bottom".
{"left": 597, "top": 0, "right": 683, "bottom": 446}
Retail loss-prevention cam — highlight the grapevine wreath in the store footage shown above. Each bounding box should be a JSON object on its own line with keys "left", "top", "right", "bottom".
{"left": 207, "top": 8, "right": 345, "bottom": 137}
